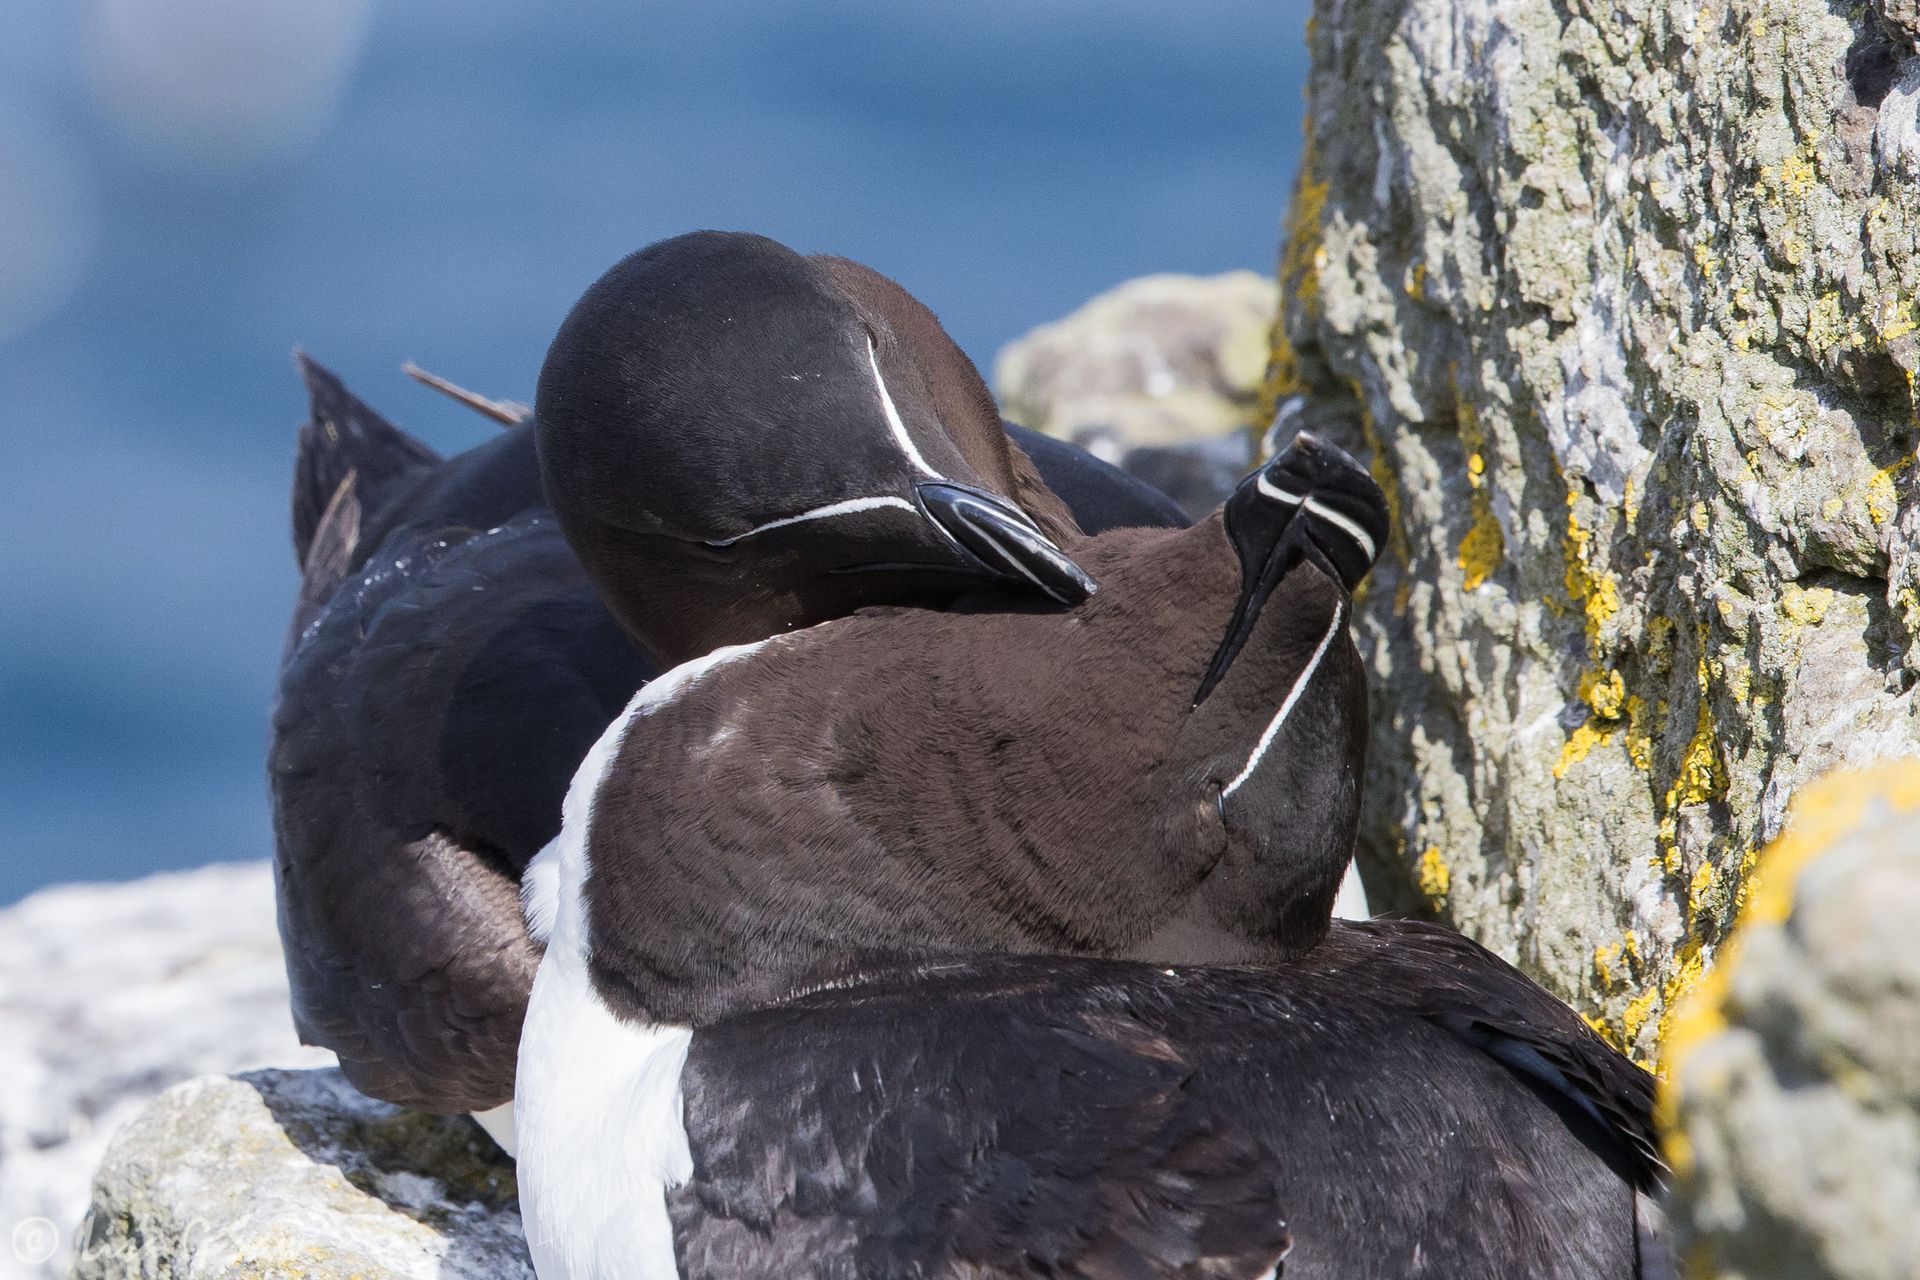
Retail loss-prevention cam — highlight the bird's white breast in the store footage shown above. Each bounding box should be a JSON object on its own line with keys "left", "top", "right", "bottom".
{"left": 516, "top": 639, "right": 772, "bottom": 1280}
{"left": 518, "top": 943, "right": 693, "bottom": 1280}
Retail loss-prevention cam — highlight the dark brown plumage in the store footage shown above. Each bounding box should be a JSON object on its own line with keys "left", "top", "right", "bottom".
{"left": 271, "top": 234, "right": 1185, "bottom": 1113}
{"left": 581, "top": 434, "right": 1388, "bottom": 1028}
{"left": 534, "top": 436, "right": 1662, "bottom": 1278}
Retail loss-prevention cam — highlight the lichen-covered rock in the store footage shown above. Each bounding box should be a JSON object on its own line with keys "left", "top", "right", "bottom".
{"left": 74, "top": 1069, "right": 529, "bottom": 1280}
{"left": 1660, "top": 760, "right": 1920, "bottom": 1278}
{"left": 995, "top": 271, "right": 1276, "bottom": 456}
{"left": 0, "top": 863, "right": 332, "bottom": 1280}
{"left": 1278, "top": 0, "right": 1920, "bottom": 1059}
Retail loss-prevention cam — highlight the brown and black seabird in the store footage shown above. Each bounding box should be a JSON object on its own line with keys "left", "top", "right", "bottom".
{"left": 515, "top": 435, "right": 1663, "bottom": 1279}
{"left": 546, "top": 431, "right": 1389, "bottom": 1023}
{"left": 269, "top": 232, "right": 1188, "bottom": 1123}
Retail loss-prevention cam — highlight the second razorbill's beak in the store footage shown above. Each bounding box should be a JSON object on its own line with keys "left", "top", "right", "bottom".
{"left": 914, "top": 481, "right": 1097, "bottom": 605}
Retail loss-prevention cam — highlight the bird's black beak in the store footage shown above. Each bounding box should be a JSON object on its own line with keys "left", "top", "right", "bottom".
{"left": 1192, "top": 431, "right": 1387, "bottom": 706}
{"left": 914, "top": 481, "right": 1097, "bottom": 605}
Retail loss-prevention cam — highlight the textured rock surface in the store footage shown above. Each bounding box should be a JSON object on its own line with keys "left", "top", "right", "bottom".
{"left": 74, "top": 1070, "right": 528, "bottom": 1280}
{"left": 0, "top": 863, "right": 332, "bottom": 1280}
{"left": 1276, "top": 0, "right": 1920, "bottom": 1059}
{"left": 1661, "top": 760, "right": 1920, "bottom": 1279}
{"left": 996, "top": 271, "right": 1274, "bottom": 515}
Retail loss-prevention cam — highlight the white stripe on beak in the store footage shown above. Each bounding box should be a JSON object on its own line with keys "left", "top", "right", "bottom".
{"left": 1255, "top": 473, "right": 1306, "bottom": 505}
{"left": 1303, "top": 498, "right": 1377, "bottom": 564}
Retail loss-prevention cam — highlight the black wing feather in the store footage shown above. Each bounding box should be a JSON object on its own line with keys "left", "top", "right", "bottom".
{"left": 271, "top": 513, "right": 652, "bottom": 1110}
{"left": 675, "top": 981, "right": 1291, "bottom": 1279}
{"left": 667, "top": 947, "right": 1652, "bottom": 1278}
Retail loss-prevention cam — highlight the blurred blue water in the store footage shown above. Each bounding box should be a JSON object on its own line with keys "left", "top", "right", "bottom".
{"left": 0, "top": 0, "right": 1309, "bottom": 904}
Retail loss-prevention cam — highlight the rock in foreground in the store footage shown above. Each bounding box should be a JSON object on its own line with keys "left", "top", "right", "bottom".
{"left": 75, "top": 1069, "right": 529, "bottom": 1280}
{"left": 1663, "top": 760, "right": 1920, "bottom": 1278}
{"left": 0, "top": 862, "right": 332, "bottom": 1280}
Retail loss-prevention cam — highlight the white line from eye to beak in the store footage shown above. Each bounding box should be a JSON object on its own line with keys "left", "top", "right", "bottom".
{"left": 1220, "top": 600, "right": 1346, "bottom": 800}
{"left": 867, "top": 337, "right": 941, "bottom": 479}
{"left": 703, "top": 495, "right": 916, "bottom": 546}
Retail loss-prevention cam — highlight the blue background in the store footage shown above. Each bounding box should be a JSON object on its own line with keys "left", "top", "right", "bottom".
{"left": 0, "top": 0, "right": 1309, "bottom": 904}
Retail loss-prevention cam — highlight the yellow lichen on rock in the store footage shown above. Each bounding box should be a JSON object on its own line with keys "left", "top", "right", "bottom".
{"left": 1458, "top": 487, "right": 1505, "bottom": 591}
{"left": 1453, "top": 393, "right": 1505, "bottom": 592}
{"left": 1653, "top": 937, "right": 1711, "bottom": 1066}
{"left": 1552, "top": 486, "right": 1636, "bottom": 781}
{"left": 1759, "top": 147, "right": 1817, "bottom": 202}
{"left": 1553, "top": 720, "right": 1616, "bottom": 780}
{"left": 1743, "top": 763, "right": 1920, "bottom": 929}
{"left": 1779, "top": 583, "right": 1833, "bottom": 625}
{"left": 1259, "top": 121, "right": 1330, "bottom": 426}
{"left": 1555, "top": 668, "right": 1632, "bottom": 778}
{"left": 1870, "top": 281, "right": 1919, "bottom": 344}
{"left": 1592, "top": 931, "right": 1641, "bottom": 990}
{"left": 1866, "top": 456, "right": 1911, "bottom": 526}
{"left": 1644, "top": 615, "right": 1675, "bottom": 674}
{"left": 1563, "top": 495, "right": 1621, "bottom": 644}
{"left": 1656, "top": 656, "right": 1725, "bottom": 873}
{"left": 1592, "top": 941, "right": 1622, "bottom": 989}
{"left": 1625, "top": 695, "right": 1654, "bottom": 770}
{"left": 1415, "top": 845, "right": 1452, "bottom": 909}
{"left": 1621, "top": 986, "right": 1661, "bottom": 1063}
{"left": 1260, "top": 326, "right": 1308, "bottom": 422}
{"left": 1579, "top": 668, "right": 1627, "bottom": 721}
{"left": 1280, "top": 167, "right": 1328, "bottom": 325}
{"left": 1686, "top": 862, "right": 1719, "bottom": 933}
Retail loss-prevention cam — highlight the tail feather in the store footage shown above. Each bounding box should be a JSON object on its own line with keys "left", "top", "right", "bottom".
{"left": 291, "top": 351, "right": 440, "bottom": 570}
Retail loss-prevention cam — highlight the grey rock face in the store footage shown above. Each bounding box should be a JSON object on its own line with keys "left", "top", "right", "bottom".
{"left": 0, "top": 863, "right": 332, "bottom": 1280}
{"left": 74, "top": 1069, "right": 529, "bottom": 1280}
{"left": 1279, "top": 0, "right": 1920, "bottom": 1058}
{"left": 1662, "top": 761, "right": 1920, "bottom": 1279}
{"left": 995, "top": 272, "right": 1275, "bottom": 516}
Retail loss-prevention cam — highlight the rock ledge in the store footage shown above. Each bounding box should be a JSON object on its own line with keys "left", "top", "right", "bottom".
{"left": 75, "top": 1069, "right": 529, "bottom": 1280}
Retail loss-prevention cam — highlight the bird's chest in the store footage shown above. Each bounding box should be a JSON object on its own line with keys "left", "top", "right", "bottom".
{"left": 516, "top": 949, "right": 694, "bottom": 1280}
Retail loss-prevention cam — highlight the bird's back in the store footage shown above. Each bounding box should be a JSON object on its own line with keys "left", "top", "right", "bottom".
{"left": 274, "top": 360, "right": 653, "bottom": 1109}
{"left": 674, "top": 940, "right": 1650, "bottom": 1279}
